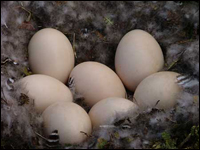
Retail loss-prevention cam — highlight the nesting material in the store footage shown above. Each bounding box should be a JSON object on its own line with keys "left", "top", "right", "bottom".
{"left": 115, "top": 29, "right": 164, "bottom": 91}
{"left": 28, "top": 28, "right": 75, "bottom": 83}
{"left": 16, "top": 74, "right": 73, "bottom": 113}
{"left": 69, "top": 61, "right": 126, "bottom": 107}
{"left": 134, "top": 71, "right": 182, "bottom": 110}
{"left": 42, "top": 102, "right": 92, "bottom": 145}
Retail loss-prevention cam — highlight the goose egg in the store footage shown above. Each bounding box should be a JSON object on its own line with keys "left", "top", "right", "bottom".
{"left": 42, "top": 102, "right": 92, "bottom": 145}
{"left": 28, "top": 28, "right": 74, "bottom": 83}
{"left": 89, "top": 97, "right": 138, "bottom": 128}
{"left": 134, "top": 71, "right": 182, "bottom": 110}
{"left": 17, "top": 74, "right": 73, "bottom": 113}
{"left": 69, "top": 62, "right": 126, "bottom": 107}
{"left": 115, "top": 29, "right": 164, "bottom": 91}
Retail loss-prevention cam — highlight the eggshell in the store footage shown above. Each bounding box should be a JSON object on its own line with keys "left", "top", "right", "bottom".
{"left": 17, "top": 74, "right": 73, "bottom": 113}
{"left": 42, "top": 102, "right": 92, "bottom": 145}
{"left": 89, "top": 97, "right": 138, "bottom": 128}
{"left": 69, "top": 61, "right": 126, "bottom": 107}
{"left": 28, "top": 28, "right": 74, "bottom": 83}
{"left": 115, "top": 29, "right": 164, "bottom": 91}
{"left": 134, "top": 71, "right": 182, "bottom": 110}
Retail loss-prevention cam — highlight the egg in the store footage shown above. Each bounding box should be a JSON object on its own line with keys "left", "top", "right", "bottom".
{"left": 42, "top": 102, "right": 92, "bottom": 145}
{"left": 134, "top": 71, "right": 182, "bottom": 110}
{"left": 89, "top": 97, "right": 138, "bottom": 128}
{"left": 115, "top": 29, "right": 164, "bottom": 91}
{"left": 69, "top": 61, "right": 126, "bottom": 107}
{"left": 28, "top": 28, "right": 74, "bottom": 83}
{"left": 17, "top": 74, "right": 73, "bottom": 113}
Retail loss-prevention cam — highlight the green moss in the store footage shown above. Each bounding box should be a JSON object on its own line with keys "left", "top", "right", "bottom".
{"left": 104, "top": 17, "right": 114, "bottom": 26}
{"left": 97, "top": 138, "right": 109, "bottom": 149}
{"left": 151, "top": 125, "right": 199, "bottom": 149}
{"left": 162, "top": 132, "right": 177, "bottom": 149}
{"left": 185, "top": 125, "right": 199, "bottom": 149}
{"left": 1, "top": 139, "right": 6, "bottom": 148}
{"left": 23, "top": 67, "right": 32, "bottom": 76}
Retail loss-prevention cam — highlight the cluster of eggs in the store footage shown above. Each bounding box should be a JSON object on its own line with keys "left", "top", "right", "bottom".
{"left": 16, "top": 28, "right": 182, "bottom": 145}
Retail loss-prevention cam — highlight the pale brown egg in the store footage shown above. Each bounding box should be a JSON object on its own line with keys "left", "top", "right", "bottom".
{"left": 28, "top": 28, "right": 74, "bottom": 83}
{"left": 69, "top": 61, "right": 126, "bottom": 107}
{"left": 134, "top": 71, "right": 182, "bottom": 110}
{"left": 115, "top": 29, "right": 164, "bottom": 91}
{"left": 17, "top": 74, "right": 73, "bottom": 113}
{"left": 89, "top": 97, "right": 138, "bottom": 128}
{"left": 42, "top": 102, "right": 92, "bottom": 145}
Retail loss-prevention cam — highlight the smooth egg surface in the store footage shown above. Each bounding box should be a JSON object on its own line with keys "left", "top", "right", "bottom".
{"left": 69, "top": 61, "right": 126, "bottom": 107}
{"left": 134, "top": 71, "right": 182, "bottom": 110}
{"left": 89, "top": 97, "right": 138, "bottom": 128}
{"left": 115, "top": 29, "right": 164, "bottom": 91}
{"left": 28, "top": 28, "right": 74, "bottom": 83}
{"left": 17, "top": 74, "right": 73, "bottom": 113}
{"left": 42, "top": 102, "right": 92, "bottom": 145}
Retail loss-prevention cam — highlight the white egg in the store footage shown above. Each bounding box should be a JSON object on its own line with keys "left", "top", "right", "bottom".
{"left": 17, "top": 74, "right": 73, "bottom": 113}
{"left": 115, "top": 29, "right": 164, "bottom": 91}
{"left": 42, "top": 102, "right": 92, "bottom": 145}
{"left": 69, "top": 61, "right": 126, "bottom": 107}
{"left": 28, "top": 28, "right": 74, "bottom": 83}
{"left": 134, "top": 71, "right": 182, "bottom": 110}
{"left": 89, "top": 97, "right": 138, "bottom": 128}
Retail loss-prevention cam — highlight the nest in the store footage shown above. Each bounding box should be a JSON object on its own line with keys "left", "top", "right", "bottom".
{"left": 1, "top": 1, "right": 199, "bottom": 149}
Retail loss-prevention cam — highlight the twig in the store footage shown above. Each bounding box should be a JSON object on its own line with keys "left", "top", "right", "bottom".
{"left": 34, "top": 131, "right": 49, "bottom": 141}
{"left": 165, "top": 117, "right": 177, "bottom": 124}
{"left": 80, "top": 131, "right": 92, "bottom": 137}
{"left": 167, "top": 49, "right": 187, "bottom": 71}
{"left": 178, "top": 133, "right": 191, "bottom": 148}
{"left": 10, "top": 144, "right": 15, "bottom": 149}
{"left": 19, "top": 6, "right": 32, "bottom": 22}
{"left": 104, "top": 17, "right": 114, "bottom": 26}
{"left": 155, "top": 100, "right": 160, "bottom": 107}
{"left": 175, "top": 39, "right": 193, "bottom": 44}
{"left": 127, "top": 118, "right": 132, "bottom": 124}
